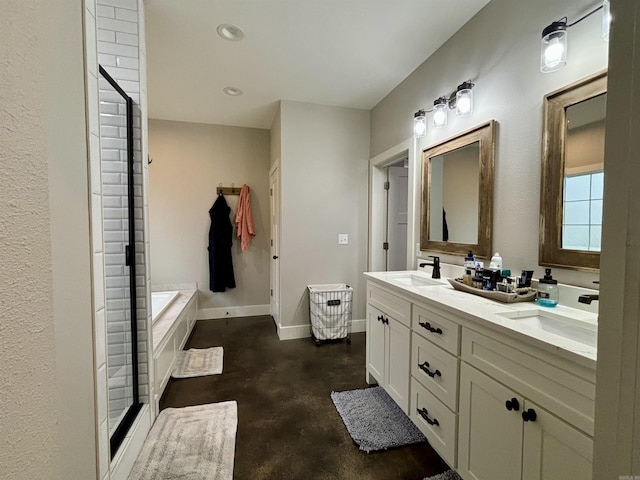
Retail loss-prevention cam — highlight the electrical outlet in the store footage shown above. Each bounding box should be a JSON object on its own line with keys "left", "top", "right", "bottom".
{"left": 338, "top": 234, "right": 349, "bottom": 245}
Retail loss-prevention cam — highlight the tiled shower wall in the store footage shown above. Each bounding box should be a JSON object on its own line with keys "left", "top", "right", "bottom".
{"left": 84, "top": 0, "right": 152, "bottom": 477}
{"left": 96, "top": 0, "right": 149, "bottom": 411}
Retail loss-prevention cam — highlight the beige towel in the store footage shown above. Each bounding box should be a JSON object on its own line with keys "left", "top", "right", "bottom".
{"left": 235, "top": 184, "right": 255, "bottom": 251}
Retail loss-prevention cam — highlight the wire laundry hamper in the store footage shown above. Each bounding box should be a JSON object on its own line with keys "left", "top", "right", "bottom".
{"left": 307, "top": 284, "right": 353, "bottom": 346}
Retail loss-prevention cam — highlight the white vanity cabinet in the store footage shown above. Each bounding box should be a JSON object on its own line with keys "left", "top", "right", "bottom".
{"left": 363, "top": 273, "right": 596, "bottom": 480}
{"left": 458, "top": 328, "right": 595, "bottom": 480}
{"left": 366, "top": 283, "right": 411, "bottom": 412}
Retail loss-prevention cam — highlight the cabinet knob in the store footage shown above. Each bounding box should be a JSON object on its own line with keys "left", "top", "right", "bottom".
{"left": 417, "top": 407, "right": 440, "bottom": 426}
{"left": 377, "top": 315, "right": 383, "bottom": 322}
{"left": 505, "top": 398, "right": 520, "bottom": 412}
{"left": 522, "top": 408, "right": 537, "bottom": 422}
{"left": 418, "top": 361, "right": 442, "bottom": 378}
{"left": 418, "top": 321, "right": 443, "bottom": 335}
{"left": 383, "top": 316, "right": 389, "bottom": 325}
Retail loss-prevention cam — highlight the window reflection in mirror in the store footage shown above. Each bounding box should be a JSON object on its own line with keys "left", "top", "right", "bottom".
{"left": 429, "top": 143, "right": 479, "bottom": 244}
{"left": 562, "top": 94, "right": 606, "bottom": 252}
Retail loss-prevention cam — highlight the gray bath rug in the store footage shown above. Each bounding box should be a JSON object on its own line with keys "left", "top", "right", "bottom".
{"left": 128, "top": 401, "right": 238, "bottom": 480}
{"left": 423, "top": 470, "right": 463, "bottom": 480}
{"left": 331, "top": 386, "right": 426, "bottom": 453}
{"left": 172, "top": 347, "right": 223, "bottom": 378}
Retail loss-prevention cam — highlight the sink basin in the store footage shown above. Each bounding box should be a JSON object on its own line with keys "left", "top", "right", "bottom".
{"left": 388, "top": 274, "right": 443, "bottom": 287}
{"left": 497, "top": 308, "right": 597, "bottom": 347}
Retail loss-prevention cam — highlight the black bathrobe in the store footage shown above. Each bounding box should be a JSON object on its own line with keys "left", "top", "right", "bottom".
{"left": 208, "top": 195, "right": 236, "bottom": 292}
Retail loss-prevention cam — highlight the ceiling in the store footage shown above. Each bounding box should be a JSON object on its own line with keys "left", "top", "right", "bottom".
{"left": 145, "top": 0, "right": 491, "bottom": 130}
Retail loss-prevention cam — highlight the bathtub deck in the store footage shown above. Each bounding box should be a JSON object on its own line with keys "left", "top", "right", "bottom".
{"left": 152, "top": 290, "right": 197, "bottom": 351}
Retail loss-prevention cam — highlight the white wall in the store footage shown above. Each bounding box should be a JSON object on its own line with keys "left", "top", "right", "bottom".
{"left": 148, "top": 119, "right": 271, "bottom": 315}
{"left": 1, "top": 1, "right": 97, "bottom": 478}
{"left": 278, "top": 101, "right": 370, "bottom": 331}
{"left": 371, "top": 0, "right": 608, "bottom": 288}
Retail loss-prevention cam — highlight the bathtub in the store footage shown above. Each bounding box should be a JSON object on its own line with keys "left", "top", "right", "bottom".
{"left": 151, "top": 291, "right": 179, "bottom": 324}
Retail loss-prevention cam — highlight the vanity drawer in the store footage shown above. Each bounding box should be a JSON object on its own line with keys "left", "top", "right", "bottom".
{"left": 412, "top": 304, "right": 460, "bottom": 355}
{"left": 412, "top": 332, "right": 459, "bottom": 410}
{"left": 410, "top": 377, "right": 457, "bottom": 468}
{"left": 367, "top": 283, "right": 411, "bottom": 327}
{"left": 461, "top": 327, "right": 596, "bottom": 436}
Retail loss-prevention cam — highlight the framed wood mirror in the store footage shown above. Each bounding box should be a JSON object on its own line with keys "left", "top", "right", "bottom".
{"left": 540, "top": 70, "right": 607, "bottom": 271}
{"left": 420, "top": 120, "right": 496, "bottom": 258}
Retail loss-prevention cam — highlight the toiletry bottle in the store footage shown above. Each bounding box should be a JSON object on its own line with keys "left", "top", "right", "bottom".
{"left": 490, "top": 252, "right": 503, "bottom": 270}
{"left": 463, "top": 250, "right": 475, "bottom": 286}
{"left": 536, "top": 268, "right": 559, "bottom": 307}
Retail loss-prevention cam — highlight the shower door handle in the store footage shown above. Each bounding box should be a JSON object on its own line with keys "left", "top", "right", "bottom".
{"left": 125, "top": 245, "right": 131, "bottom": 266}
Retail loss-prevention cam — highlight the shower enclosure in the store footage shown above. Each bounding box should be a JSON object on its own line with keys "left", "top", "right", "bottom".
{"left": 98, "top": 66, "right": 142, "bottom": 456}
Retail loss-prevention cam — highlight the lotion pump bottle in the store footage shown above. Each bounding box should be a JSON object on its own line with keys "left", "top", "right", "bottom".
{"left": 537, "top": 268, "right": 559, "bottom": 307}
{"left": 489, "top": 252, "right": 502, "bottom": 270}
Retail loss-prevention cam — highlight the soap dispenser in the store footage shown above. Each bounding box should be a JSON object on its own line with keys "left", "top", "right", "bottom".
{"left": 537, "top": 268, "right": 559, "bottom": 307}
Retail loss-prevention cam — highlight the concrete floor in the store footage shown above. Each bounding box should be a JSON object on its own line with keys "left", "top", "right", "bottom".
{"left": 160, "top": 315, "right": 449, "bottom": 480}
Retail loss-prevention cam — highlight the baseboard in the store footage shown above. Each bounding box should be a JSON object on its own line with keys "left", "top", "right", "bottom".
{"left": 197, "top": 304, "right": 270, "bottom": 320}
{"left": 110, "top": 404, "right": 151, "bottom": 480}
{"left": 278, "top": 318, "right": 365, "bottom": 340}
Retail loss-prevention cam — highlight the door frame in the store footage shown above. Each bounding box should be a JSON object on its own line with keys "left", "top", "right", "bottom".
{"left": 269, "top": 161, "right": 281, "bottom": 336}
{"left": 369, "top": 137, "right": 418, "bottom": 272}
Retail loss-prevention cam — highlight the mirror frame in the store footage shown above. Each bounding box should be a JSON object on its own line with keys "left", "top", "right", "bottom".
{"left": 420, "top": 120, "right": 496, "bottom": 258}
{"left": 539, "top": 70, "right": 607, "bottom": 271}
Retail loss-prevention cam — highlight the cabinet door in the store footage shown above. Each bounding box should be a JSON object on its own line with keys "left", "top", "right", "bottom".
{"left": 367, "top": 306, "right": 386, "bottom": 385}
{"left": 522, "top": 400, "right": 593, "bottom": 480}
{"left": 386, "top": 317, "right": 410, "bottom": 413}
{"left": 458, "top": 363, "right": 523, "bottom": 480}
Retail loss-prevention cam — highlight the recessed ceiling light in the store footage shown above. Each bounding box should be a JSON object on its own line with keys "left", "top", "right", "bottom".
{"left": 223, "top": 86, "right": 243, "bottom": 96}
{"left": 217, "top": 24, "right": 245, "bottom": 41}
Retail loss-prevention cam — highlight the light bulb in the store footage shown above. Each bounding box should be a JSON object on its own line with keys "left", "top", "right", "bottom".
{"left": 544, "top": 38, "right": 565, "bottom": 66}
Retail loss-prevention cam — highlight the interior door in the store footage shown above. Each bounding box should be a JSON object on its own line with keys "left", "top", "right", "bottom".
{"left": 387, "top": 161, "right": 408, "bottom": 271}
{"left": 269, "top": 166, "right": 280, "bottom": 328}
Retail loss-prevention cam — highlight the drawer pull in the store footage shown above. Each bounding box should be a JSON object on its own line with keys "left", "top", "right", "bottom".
{"left": 505, "top": 398, "right": 520, "bottom": 412}
{"left": 418, "top": 361, "right": 441, "bottom": 378}
{"left": 419, "top": 321, "right": 443, "bottom": 335}
{"left": 522, "top": 408, "right": 537, "bottom": 422}
{"left": 417, "top": 407, "right": 440, "bottom": 426}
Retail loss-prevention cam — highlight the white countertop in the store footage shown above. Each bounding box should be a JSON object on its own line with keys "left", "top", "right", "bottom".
{"left": 364, "top": 270, "right": 597, "bottom": 369}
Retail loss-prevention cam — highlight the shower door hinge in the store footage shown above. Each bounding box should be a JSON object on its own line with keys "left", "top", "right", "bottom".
{"left": 383, "top": 242, "right": 389, "bottom": 250}
{"left": 125, "top": 245, "right": 131, "bottom": 266}
{"left": 384, "top": 181, "right": 390, "bottom": 190}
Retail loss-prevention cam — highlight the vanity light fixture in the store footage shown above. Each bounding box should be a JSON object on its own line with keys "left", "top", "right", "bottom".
{"left": 413, "top": 81, "right": 475, "bottom": 137}
{"left": 455, "top": 81, "right": 474, "bottom": 117}
{"left": 433, "top": 97, "right": 448, "bottom": 127}
{"left": 540, "top": 1, "right": 610, "bottom": 73}
{"left": 414, "top": 110, "right": 427, "bottom": 138}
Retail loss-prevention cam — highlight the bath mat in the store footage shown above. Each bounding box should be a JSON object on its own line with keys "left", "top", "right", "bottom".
{"left": 172, "top": 347, "right": 223, "bottom": 378}
{"left": 423, "top": 470, "right": 463, "bottom": 480}
{"left": 331, "top": 386, "right": 426, "bottom": 453}
{"left": 128, "top": 401, "right": 237, "bottom": 480}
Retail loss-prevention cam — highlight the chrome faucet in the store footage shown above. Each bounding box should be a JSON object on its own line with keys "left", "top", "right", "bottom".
{"left": 419, "top": 256, "right": 441, "bottom": 279}
{"left": 578, "top": 294, "right": 599, "bottom": 304}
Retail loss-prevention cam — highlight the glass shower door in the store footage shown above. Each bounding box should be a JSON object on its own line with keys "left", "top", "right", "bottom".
{"left": 98, "top": 66, "right": 141, "bottom": 457}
